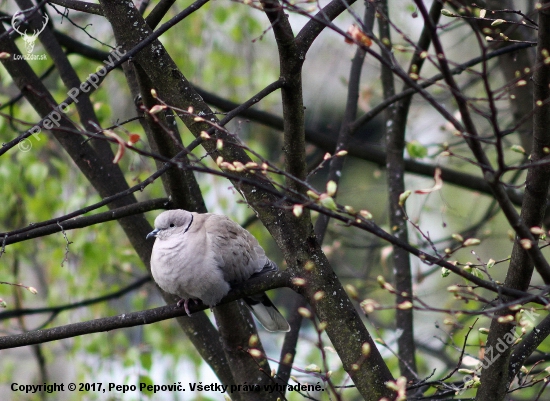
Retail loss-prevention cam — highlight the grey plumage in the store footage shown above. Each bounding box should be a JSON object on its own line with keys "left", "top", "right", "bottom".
{"left": 147, "top": 209, "right": 290, "bottom": 332}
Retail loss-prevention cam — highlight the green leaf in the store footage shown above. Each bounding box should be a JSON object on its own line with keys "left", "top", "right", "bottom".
{"left": 140, "top": 351, "right": 153, "bottom": 371}
{"left": 406, "top": 140, "right": 428, "bottom": 159}
{"left": 138, "top": 375, "right": 154, "bottom": 397}
{"left": 213, "top": 6, "right": 229, "bottom": 24}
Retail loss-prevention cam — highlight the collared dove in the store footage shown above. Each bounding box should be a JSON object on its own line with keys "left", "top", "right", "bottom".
{"left": 147, "top": 209, "right": 290, "bottom": 332}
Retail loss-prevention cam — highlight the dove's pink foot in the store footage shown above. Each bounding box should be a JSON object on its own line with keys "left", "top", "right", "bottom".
{"left": 177, "top": 298, "right": 200, "bottom": 316}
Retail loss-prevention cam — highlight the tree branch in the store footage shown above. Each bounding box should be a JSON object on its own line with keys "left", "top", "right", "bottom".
{"left": 477, "top": 2, "right": 550, "bottom": 399}
{"left": 1, "top": 199, "right": 170, "bottom": 246}
{"left": 414, "top": 0, "right": 550, "bottom": 284}
{"left": 509, "top": 313, "right": 550, "bottom": 383}
{"left": 0, "top": 271, "right": 289, "bottom": 350}
{"left": 0, "top": 276, "right": 151, "bottom": 321}
{"left": 295, "top": 0, "right": 357, "bottom": 55}
{"left": 48, "top": 0, "right": 103, "bottom": 15}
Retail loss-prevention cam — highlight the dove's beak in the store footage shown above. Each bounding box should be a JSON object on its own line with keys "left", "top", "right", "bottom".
{"left": 146, "top": 229, "right": 160, "bottom": 240}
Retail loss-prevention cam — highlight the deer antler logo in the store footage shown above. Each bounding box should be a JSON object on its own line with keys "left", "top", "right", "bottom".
{"left": 11, "top": 11, "right": 49, "bottom": 54}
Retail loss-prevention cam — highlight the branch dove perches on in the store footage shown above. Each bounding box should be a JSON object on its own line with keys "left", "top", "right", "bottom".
{"left": 147, "top": 209, "right": 290, "bottom": 332}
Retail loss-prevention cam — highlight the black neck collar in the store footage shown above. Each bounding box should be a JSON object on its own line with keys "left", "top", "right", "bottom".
{"left": 183, "top": 214, "right": 193, "bottom": 233}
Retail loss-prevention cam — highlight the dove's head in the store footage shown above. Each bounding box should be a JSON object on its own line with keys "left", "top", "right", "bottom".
{"left": 146, "top": 210, "right": 194, "bottom": 240}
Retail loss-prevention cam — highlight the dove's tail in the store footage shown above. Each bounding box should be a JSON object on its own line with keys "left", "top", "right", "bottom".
{"left": 244, "top": 293, "right": 290, "bottom": 332}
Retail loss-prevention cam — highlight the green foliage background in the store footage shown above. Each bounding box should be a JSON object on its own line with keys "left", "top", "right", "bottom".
{"left": 1, "top": 0, "right": 549, "bottom": 400}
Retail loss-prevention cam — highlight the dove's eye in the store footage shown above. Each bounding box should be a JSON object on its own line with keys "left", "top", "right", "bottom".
{"left": 169, "top": 223, "right": 175, "bottom": 228}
